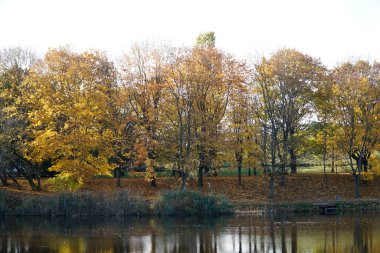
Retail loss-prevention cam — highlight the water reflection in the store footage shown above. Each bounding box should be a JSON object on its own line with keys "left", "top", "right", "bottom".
{"left": 0, "top": 213, "right": 379, "bottom": 253}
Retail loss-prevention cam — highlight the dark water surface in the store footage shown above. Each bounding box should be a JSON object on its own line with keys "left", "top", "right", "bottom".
{"left": 0, "top": 212, "right": 379, "bottom": 253}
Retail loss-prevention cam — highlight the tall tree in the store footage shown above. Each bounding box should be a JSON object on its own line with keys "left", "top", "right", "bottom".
{"left": 190, "top": 47, "right": 241, "bottom": 187}
{"left": 266, "top": 49, "right": 326, "bottom": 174}
{"left": 196, "top": 32, "right": 216, "bottom": 48}
{"left": 24, "top": 48, "right": 118, "bottom": 185}
{"left": 120, "top": 42, "right": 170, "bottom": 187}
{"left": 226, "top": 72, "right": 251, "bottom": 185}
{"left": 254, "top": 57, "right": 281, "bottom": 198}
{"left": 332, "top": 60, "right": 380, "bottom": 198}
{"left": 0, "top": 47, "right": 38, "bottom": 190}
{"left": 162, "top": 47, "right": 196, "bottom": 189}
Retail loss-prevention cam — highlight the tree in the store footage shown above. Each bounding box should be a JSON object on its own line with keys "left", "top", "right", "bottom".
{"left": 332, "top": 60, "right": 380, "bottom": 198}
{"left": 24, "top": 48, "right": 118, "bottom": 186}
{"left": 226, "top": 73, "right": 251, "bottom": 185}
{"left": 196, "top": 32, "right": 216, "bottom": 48}
{"left": 190, "top": 47, "right": 241, "bottom": 187}
{"left": 313, "top": 72, "right": 340, "bottom": 188}
{"left": 253, "top": 49, "right": 325, "bottom": 197}
{"left": 120, "top": 42, "right": 170, "bottom": 187}
{"left": 254, "top": 57, "right": 281, "bottom": 198}
{"left": 110, "top": 86, "right": 139, "bottom": 188}
{"left": 0, "top": 47, "right": 39, "bottom": 190}
{"left": 162, "top": 44, "right": 243, "bottom": 188}
{"left": 265, "top": 49, "right": 326, "bottom": 175}
{"left": 161, "top": 47, "right": 196, "bottom": 189}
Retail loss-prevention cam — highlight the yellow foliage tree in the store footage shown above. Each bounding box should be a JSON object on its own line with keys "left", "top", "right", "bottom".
{"left": 23, "top": 48, "right": 118, "bottom": 185}
{"left": 332, "top": 61, "right": 380, "bottom": 198}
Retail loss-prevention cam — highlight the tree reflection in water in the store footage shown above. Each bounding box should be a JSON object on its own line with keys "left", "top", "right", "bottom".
{"left": 0, "top": 213, "right": 379, "bottom": 253}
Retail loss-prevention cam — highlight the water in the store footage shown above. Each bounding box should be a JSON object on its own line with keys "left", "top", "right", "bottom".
{"left": 0, "top": 213, "right": 379, "bottom": 253}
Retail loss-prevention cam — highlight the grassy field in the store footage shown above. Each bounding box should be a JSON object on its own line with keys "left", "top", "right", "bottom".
{"left": 219, "top": 165, "right": 348, "bottom": 176}
{"left": 108, "top": 165, "right": 348, "bottom": 179}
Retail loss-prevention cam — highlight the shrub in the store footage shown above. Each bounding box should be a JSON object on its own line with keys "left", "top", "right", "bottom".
{"left": 45, "top": 175, "right": 82, "bottom": 191}
{"left": 154, "top": 190, "right": 232, "bottom": 216}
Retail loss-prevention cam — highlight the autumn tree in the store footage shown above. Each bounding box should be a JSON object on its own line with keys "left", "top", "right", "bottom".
{"left": 109, "top": 85, "right": 140, "bottom": 188}
{"left": 266, "top": 49, "right": 325, "bottom": 175}
{"left": 254, "top": 57, "right": 281, "bottom": 198}
{"left": 226, "top": 71, "right": 251, "bottom": 185}
{"left": 120, "top": 42, "right": 170, "bottom": 187}
{"left": 332, "top": 60, "right": 380, "bottom": 198}
{"left": 253, "top": 49, "right": 325, "bottom": 197}
{"left": 190, "top": 46, "right": 243, "bottom": 187}
{"left": 312, "top": 72, "right": 342, "bottom": 187}
{"left": 0, "top": 47, "right": 39, "bottom": 190}
{"left": 161, "top": 47, "right": 197, "bottom": 189}
{"left": 23, "top": 48, "right": 118, "bottom": 186}
{"left": 196, "top": 32, "right": 216, "bottom": 48}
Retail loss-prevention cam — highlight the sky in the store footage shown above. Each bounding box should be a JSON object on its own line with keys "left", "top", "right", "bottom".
{"left": 0, "top": 0, "right": 379, "bottom": 67}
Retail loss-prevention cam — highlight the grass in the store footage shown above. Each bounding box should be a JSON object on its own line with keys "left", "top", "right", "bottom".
{"left": 218, "top": 167, "right": 264, "bottom": 176}
{"left": 95, "top": 165, "right": 344, "bottom": 180}
{"left": 220, "top": 165, "right": 347, "bottom": 175}
{"left": 0, "top": 190, "right": 148, "bottom": 216}
{"left": 0, "top": 189, "right": 233, "bottom": 216}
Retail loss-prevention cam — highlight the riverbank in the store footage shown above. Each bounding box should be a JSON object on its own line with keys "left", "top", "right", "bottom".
{"left": 1, "top": 188, "right": 379, "bottom": 216}
{"left": 233, "top": 199, "right": 380, "bottom": 215}
{"left": 1, "top": 174, "right": 380, "bottom": 216}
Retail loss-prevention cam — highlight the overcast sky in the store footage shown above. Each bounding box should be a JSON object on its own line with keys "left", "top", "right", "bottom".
{"left": 0, "top": 0, "right": 379, "bottom": 67}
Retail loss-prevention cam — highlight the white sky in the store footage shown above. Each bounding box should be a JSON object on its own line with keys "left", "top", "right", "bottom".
{"left": 0, "top": 0, "right": 379, "bottom": 67}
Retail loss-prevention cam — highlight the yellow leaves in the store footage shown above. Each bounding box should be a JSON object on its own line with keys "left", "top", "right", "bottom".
{"left": 23, "top": 48, "right": 118, "bottom": 183}
{"left": 144, "top": 158, "right": 156, "bottom": 183}
{"left": 369, "top": 153, "right": 380, "bottom": 175}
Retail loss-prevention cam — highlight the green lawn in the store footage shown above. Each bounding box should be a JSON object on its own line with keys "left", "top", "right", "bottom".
{"left": 219, "top": 165, "right": 344, "bottom": 175}
{"left": 97, "top": 165, "right": 345, "bottom": 179}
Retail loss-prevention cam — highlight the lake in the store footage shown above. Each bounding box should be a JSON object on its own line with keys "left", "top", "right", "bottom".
{"left": 0, "top": 212, "right": 379, "bottom": 253}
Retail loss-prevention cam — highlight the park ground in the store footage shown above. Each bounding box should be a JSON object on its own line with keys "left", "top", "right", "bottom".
{"left": 5, "top": 173, "right": 380, "bottom": 205}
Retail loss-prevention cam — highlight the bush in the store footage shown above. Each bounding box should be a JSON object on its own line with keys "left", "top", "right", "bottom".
{"left": 45, "top": 175, "right": 82, "bottom": 191}
{"left": 154, "top": 190, "right": 232, "bottom": 216}
{"left": 0, "top": 190, "right": 147, "bottom": 216}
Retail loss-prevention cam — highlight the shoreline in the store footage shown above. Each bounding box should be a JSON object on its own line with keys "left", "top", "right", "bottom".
{"left": 1, "top": 189, "right": 379, "bottom": 217}
{"left": 232, "top": 199, "right": 380, "bottom": 215}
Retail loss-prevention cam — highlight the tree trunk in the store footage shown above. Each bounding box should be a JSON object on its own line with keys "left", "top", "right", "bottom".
{"left": 353, "top": 172, "right": 361, "bottom": 199}
{"left": 0, "top": 172, "right": 9, "bottom": 186}
{"left": 248, "top": 166, "right": 251, "bottom": 176}
{"left": 181, "top": 172, "right": 187, "bottom": 191}
{"left": 253, "top": 167, "right": 257, "bottom": 176}
{"left": 289, "top": 127, "right": 297, "bottom": 174}
{"left": 290, "top": 149, "right": 297, "bottom": 174}
{"left": 280, "top": 172, "right": 285, "bottom": 189}
{"left": 35, "top": 167, "right": 41, "bottom": 191}
{"left": 18, "top": 167, "right": 38, "bottom": 191}
{"left": 269, "top": 174, "right": 274, "bottom": 199}
{"left": 150, "top": 177, "right": 157, "bottom": 188}
{"left": 116, "top": 167, "right": 121, "bottom": 188}
{"left": 269, "top": 121, "right": 277, "bottom": 199}
{"left": 236, "top": 151, "right": 243, "bottom": 185}
{"left": 331, "top": 148, "right": 335, "bottom": 173}
{"left": 198, "top": 146, "right": 206, "bottom": 188}
{"left": 238, "top": 164, "right": 242, "bottom": 185}
{"left": 263, "top": 124, "right": 268, "bottom": 174}
{"left": 323, "top": 126, "right": 328, "bottom": 189}
{"left": 198, "top": 166, "right": 204, "bottom": 188}
{"left": 8, "top": 173, "right": 21, "bottom": 190}
{"left": 37, "top": 173, "right": 41, "bottom": 191}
